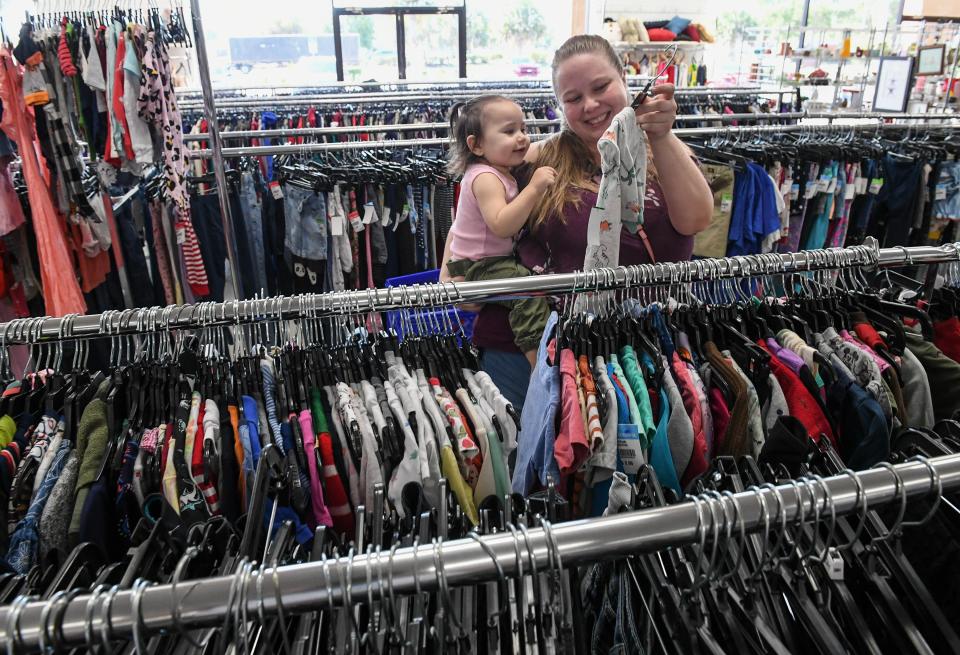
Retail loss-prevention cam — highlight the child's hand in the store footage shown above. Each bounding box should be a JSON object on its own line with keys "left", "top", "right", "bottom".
{"left": 530, "top": 166, "right": 558, "bottom": 192}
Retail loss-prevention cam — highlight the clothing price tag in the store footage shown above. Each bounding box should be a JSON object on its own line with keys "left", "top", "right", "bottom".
{"left": 825, "top": 548, "right": 845, "bottom": 581}
{"left": 791, "top": 183, "right": 800, "bottom": 199}
{"left": 844, "top": 183, "right": 857, "bottom": 200}
{"left": 781, "top": 179, "right": 793, "bottom": 198}
{"left": 936, "top": 184, "right": 948, "bottom": 201}
{"left": 269, "top": 181, "right": 283, "bottom": 200}
{"left": 399, "top": 205, "right": 410, "bottom": 223}
{"left": 720, "top": 192, "right": 733, "bottom": 214}
{"left": 826, "top": 177, "right": 838, "bottom": 194}
{"left": 855, "top": 177, "right": 868, "bottom": 194}
{"left": 869, "top": 178, "right": 884, "bottom": 195}
{"left": 804, "top": 182, "right": 819, "bottom": 199}
{"left": 175, "top": 223, "right": 186, "bottom": 245}
{"left": 362, "top": 202, "right": 377, "bottom": 224}
{"left": 329, "top": 213, "right": 344, "bottom": 236}
{"left": 617, "top": 424, "right": 642, "bottom": 475}
{"left": 348, "top": 210, "right": 364, "bottom": 232}
{"left": 382, "top": 207, "right": 392, "bottom": 227}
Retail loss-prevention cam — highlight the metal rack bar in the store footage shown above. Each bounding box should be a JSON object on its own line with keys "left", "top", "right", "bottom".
{"left": 178, "top": 86, "right": 778, "bottom": 109}
{"left": 183, "top": 118, "right": 959, "bottom": 159}
{"left": 0, "top": 241, "right": 956, "bottom": 344}
{"left": 1, "top": 453, "right": 957, "bottom": 652}
{"left": 180, "top": 111, "right": 951, "bottom": 143}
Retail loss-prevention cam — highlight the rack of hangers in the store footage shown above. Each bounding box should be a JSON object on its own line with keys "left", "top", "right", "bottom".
{"left": 182, "top": 118, "right": 960, "bottom": 159}
{"left": 177, "top": 86, "right": 786, "bottom": 110}
{"left": 0, "top": 451, "right": 955, "bottom": 651}
{"left": 180, "top": 111, "right": 955, "bottom": 144}
{"left": 0, "top": 238, "right": 955, "bottom": 344}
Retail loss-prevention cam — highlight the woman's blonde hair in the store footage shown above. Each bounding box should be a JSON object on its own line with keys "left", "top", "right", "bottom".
{"left": 531, "top": 34, "right": 657, "bottom": 229}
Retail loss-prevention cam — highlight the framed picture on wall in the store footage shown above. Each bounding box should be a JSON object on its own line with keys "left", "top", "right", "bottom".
{"left": 917, "top": 45, "right": 946, "bottom": 75}
{"left": 873, "top": 56, "right": 914, "bottom": 112}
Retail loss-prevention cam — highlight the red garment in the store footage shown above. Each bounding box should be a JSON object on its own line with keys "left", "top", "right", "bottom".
{"left": 0, "top": 49, "right": 85, "bottom": 316}
{"left": 854, "top": 322, "right": 889, "bottom": 352}
{"left": 69, "top": 220, "right": 109, "bottom": 293}
{"left": 934, "top": 317, "right": 960, "bottom": 363}
{"left": 683, "top": 25, "right": 702, "bottom": 41}
{"left": 111, "top": 34, "right": 135, "bottom": 161}
{"left": 555, "top": 349, "right": 590, "bottom": 475}
{"left": 58, "top": 20, "right": 77, "bottom": 76}
{"left": 671, "top": 353, "right": 708, "bottom": 486}
{"left": 317, "top": 431, "right": 355, "bottom": 536}
{"left": 709, "top": 387, "right": 731, "bottom": 454}
{"left": 758, "top": 342, "right": 837, "bottom": 449}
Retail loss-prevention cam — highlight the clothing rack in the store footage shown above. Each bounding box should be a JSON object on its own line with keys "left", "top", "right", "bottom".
{"left": 176, "top": 86, "right": 781, "bottom": 110}
{"left": 183, "top": 118, "right": 960, "bottom": 159}
{"left": 0, "top": 239, "right": 956, "bottom": 344}
{"left": 181, "top": 111, "right": 950, "bottom": 143}
{"left": 0, "top": 451, "right": 956, "bottom": 651}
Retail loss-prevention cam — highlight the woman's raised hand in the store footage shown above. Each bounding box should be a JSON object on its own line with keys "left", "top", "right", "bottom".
{"left": 634, "top": 83, "right": 677, "bottom": 140}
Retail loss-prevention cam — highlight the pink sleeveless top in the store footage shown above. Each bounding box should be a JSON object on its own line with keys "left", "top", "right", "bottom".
{"left": 448, "top": 164, "right": 519, "bottom": 261}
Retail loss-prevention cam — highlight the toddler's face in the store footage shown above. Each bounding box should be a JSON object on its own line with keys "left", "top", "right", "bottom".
{"left": 473, "top": 100, "right": 530, "bottom": 169}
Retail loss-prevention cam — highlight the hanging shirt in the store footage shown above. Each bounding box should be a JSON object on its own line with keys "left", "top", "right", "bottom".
{"left": 513, "top": 312, "right": 561, "bottom": 496}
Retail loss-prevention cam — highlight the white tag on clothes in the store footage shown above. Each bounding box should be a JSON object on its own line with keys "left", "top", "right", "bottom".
{"left": 936, "top": 184, "right": 948, "bottom": 201}
{"left": 349, "top": 211, "right": 364, "bottom": 232}
{"left": 269, "top": 181, "right": 283, "bottom": 200}
{"left": 362, "top": 202, "right": 377, "bottom": 224}
{"left": 329, "top": 213, "right": 344, "bottom": 236}
{"left": 855, "top": 177, "right": 867, "bottom": 194}
{"left": 720, "top": 193, "right": 733, "bottom": 214}
{"left": 844, "top": 183, "right": 856, "bottom": 200}
{"left": 805, "top": 182, "right": 819, "bottom": 199}
{"left": 382, "top": 207, "right": 392, "bottom": 227}
{"left": 175, "top": 224, "right": 186, "bottom": 245}
{"left": 617, "top": 424, "right": 642, "bottom": 475}
{"left": 781, "top": 179, "right": 793, "bottom": 198}
{"left": 399, "top": 205, "right": 410, "bottom": 223}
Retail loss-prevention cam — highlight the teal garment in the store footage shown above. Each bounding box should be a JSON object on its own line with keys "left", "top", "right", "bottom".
{"left": 803, "top": 161, "right": 839, "bottom": 251}
{"left": 649, "top": 387, "right": 681, "bottom": 495}
{"left": 609, "top": 356, "right": 642, "bottom": 430}
{"left": 638, "top": 351, "right": 681, "bottom": 494}
{"left": 619, "top": 346, "right": 656, "bottom": 448}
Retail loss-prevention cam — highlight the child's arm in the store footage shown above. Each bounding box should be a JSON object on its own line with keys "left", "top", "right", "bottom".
{"left": 473, "top": 167, "right": 557, "bottom": 239}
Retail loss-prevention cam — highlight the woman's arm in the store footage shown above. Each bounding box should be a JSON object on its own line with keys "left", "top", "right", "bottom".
{"left": 636, "top": 84, "right": 713, "bottom": 236}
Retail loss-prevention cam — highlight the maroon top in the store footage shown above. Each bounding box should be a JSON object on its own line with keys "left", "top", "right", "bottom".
{"left": 473, "top": 179, "right": 694, "bottom": 352}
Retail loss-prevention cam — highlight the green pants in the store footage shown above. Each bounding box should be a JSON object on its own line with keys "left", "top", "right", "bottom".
{"left": 447, "top": 256, "right": 550, "bottom": 353}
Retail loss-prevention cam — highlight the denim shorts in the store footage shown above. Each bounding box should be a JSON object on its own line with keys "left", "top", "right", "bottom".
{"left": 282, "top": 184, "right": 328, "bottom": 260}
{"left": 934, "top": 161, "right": 960, "bottom": 221}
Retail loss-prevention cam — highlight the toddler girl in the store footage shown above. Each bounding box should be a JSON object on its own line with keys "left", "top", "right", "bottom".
{"left": 445, "top": 95, "right": 556, "bottom": 367}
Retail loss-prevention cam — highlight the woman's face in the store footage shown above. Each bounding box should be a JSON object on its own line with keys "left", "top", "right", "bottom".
{"left": 554, "top": 52, "right": 629, "bottom": 147}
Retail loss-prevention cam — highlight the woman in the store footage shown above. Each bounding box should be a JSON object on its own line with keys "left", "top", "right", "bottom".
{"left": 441, "top": 34, "right": 713, "bottom": 410}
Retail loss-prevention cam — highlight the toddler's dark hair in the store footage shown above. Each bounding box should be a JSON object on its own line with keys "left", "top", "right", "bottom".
{"left": 446, "top": 94, "right": 512, "bottom": 176}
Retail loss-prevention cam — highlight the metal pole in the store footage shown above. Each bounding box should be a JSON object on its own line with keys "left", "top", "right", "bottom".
{"left": 0, "top": 241, "right": 957, "bottom": 344}
{"left": 2, "top": 454, "right": 958, "bottom": 651}
{"left": 182, "top": 119, "right": 960, "bottom": 158}
{"left": 333, "top": 8, "right": 345, "bottom": 82}
{"left": 189, "top": 0, "right": 243, "bottom": 301}
{"left": 179, "top": 111, "right": 953, "bottom": 143}
{"left": 458, "top": 5, "right": 467, "bottom": 79}
{"left": 396, "top": 11, "right": 407, "bottom": 80}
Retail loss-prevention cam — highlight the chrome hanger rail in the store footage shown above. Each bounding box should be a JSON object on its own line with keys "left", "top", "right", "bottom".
{"left": 0, "top": 452, "right": 956, "bottom": 652}
{"left": 180, "top": 111, "right": 952, "bottom": 143}
{"left": 184, "top": 118, "right": 959, "bottom": 158}
{"left": 0, "top": 240, "right": 956, "bottom": 345}
{"left": 177, "top": 86, "right": 776, "bottom": 110}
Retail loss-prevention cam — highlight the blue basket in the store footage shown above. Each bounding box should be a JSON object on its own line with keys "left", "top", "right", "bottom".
{"left": 385, "top": 269, "right": 476, "bottom": 341}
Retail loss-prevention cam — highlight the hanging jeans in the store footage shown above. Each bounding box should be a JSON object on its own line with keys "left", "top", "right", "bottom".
{"left": 191, "top": 192, "right": 257, "bottom": 301}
